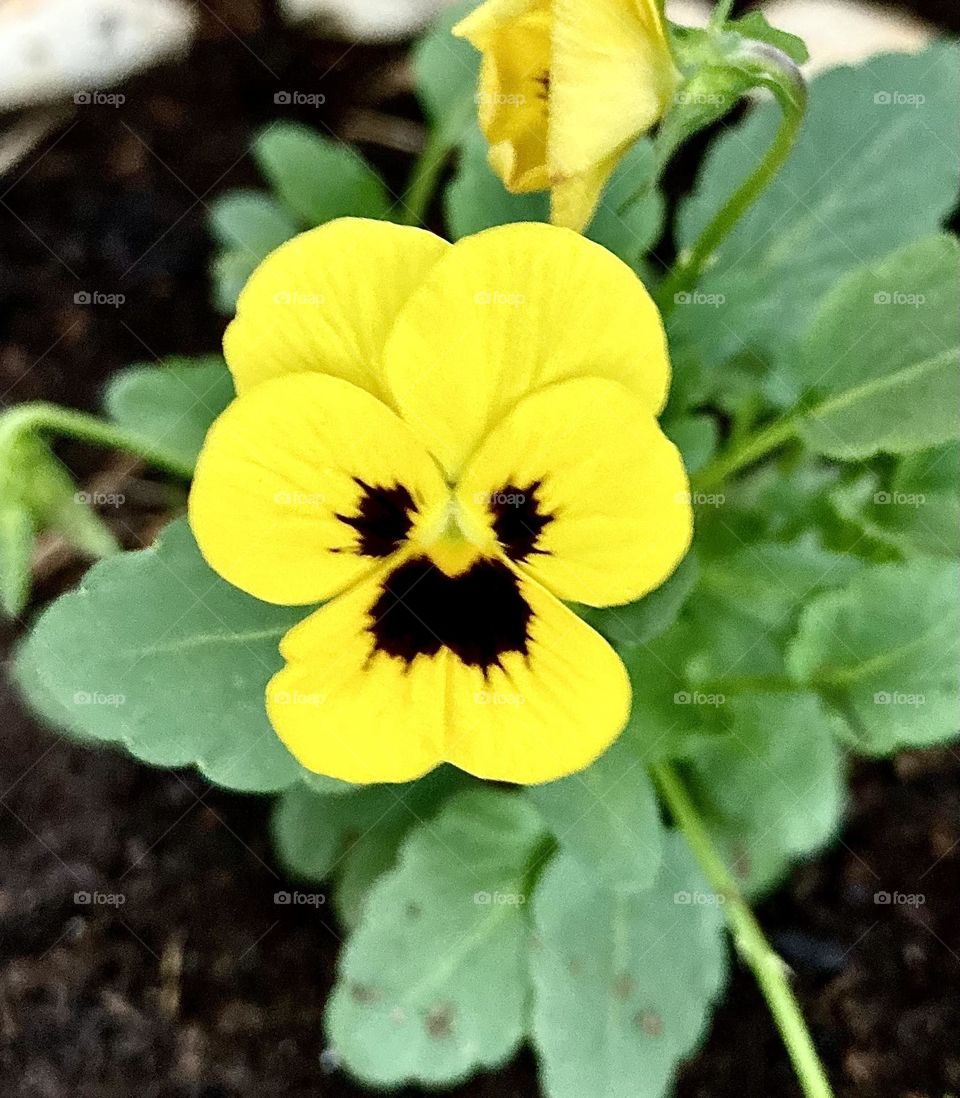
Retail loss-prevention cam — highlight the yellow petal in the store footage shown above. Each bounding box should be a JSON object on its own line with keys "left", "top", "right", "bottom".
{"left": 442, "top": 572, "right": 631, "bottom": 784}
{"left": 458, "top": 2, "right": 552, "bottom": 193}
{"left": 267, "top": 569, "right": 446, "bottom": 784}
{"left": 453, "top": 0, "right": 540, "bottom": 44}
{"left": 457, "top": 377, "right": 693, "bottom": 606}
{"left": 384, "top": 222, "right": 671, "bottom": 478}
{"left": 267, "top": 555, "right": 629, "bottom": 785}
{"left": 550, "top": 0, "right": 679, "bottom": 181}
{"left": 223, "top": 218, "right": 449, "bottom": 400}
{"left": 550, "top": 151, "right": 620, "bottom": 233}
{"left": 188, "top": 373, "right": 447, "bottom": 605}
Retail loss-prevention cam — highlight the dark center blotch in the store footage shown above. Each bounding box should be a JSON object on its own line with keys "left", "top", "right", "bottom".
{"left": 336, "top": 478, "right": 414, "bottom": 558}
{"left": 369, "top": 556, "right": 532, "bottom": 672}
{"left": 489, "top": 480, "right": 553, "bottom": 562}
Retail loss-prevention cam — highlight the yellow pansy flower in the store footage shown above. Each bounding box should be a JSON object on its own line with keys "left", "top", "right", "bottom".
{"left": 188, "top": 218, "right": 691, "bottom": 786}
{"left": 454, "top": 0, "right": 679, "bottom": 232}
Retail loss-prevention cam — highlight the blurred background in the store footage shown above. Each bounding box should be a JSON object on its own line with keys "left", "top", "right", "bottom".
{"left": 0, "top": 2, "right": 957, "bottom": 1097}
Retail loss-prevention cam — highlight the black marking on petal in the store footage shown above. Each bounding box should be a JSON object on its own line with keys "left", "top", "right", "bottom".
{"left": 336, "top": 478, "right": 415, "bottom": 558}
{"left": 490, "top": 481, "right": 553, "bottom": 563}
{"left": 534, "top": 70, "right": 550, "bottom": 101}
{"left": 369, "top": 556, "right": 532, "bottom": 672}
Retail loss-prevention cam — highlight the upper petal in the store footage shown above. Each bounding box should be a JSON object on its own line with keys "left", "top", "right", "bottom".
{"left": 223, "top": 218, "right": 449, "bottom": 401}
{"left": 188, "top": 372, "right": 447, "bottom": 605}
{"left": 383, "top": 222, "right": 671, "bottom": 478}
{"left": 456, "top": 377, "right": 693, "bottom": 606}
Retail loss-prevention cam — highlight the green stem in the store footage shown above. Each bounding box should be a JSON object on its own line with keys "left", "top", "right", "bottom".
{"left": 0, "top": 403, "right": 195, "bottom": 481}
{"left": 399, "top": 98, "right": 474, "bottom": 227}
{"left": 693, "top": 412, "right": 799, "bottom": 491}
{"left": 658, "top": 52, "right": 806, "bottom": 317}
{"left": 709, "top": 0, "right": 736, "bottom": 28}
{"left": 651, "top": 761, "right": 835, "bottom": 1098}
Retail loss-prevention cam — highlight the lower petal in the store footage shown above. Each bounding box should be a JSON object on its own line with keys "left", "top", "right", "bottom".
{"left": 268, "top": 573, "right": 447, "bottom": 784}
{"left": 443, "top": 574, "right": 631, "bottom": 784}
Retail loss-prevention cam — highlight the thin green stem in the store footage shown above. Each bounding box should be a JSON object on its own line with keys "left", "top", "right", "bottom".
{"left": 693, "top": 412, "right": 800, "bottom": 491}
{"left": 0, "top": 403, "right": 195, "bottom": 481}
{"left": 651, "top": 761, "right": 835, "bottom": 1098}
{"left": 658, "top": 56, "right": 806, "bottom": 317}
{"left": 709, "top": 0, "right": 736, "bottom": 28}
{"left": 399, "top": 98, "right": 474, "bottom": 227}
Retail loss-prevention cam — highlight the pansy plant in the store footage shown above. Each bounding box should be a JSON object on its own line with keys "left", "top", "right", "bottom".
{"left": 6, "top": 5, "right": 959, "bottom": 1098}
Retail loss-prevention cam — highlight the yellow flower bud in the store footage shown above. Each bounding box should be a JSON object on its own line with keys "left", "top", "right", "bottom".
{"left": 454, "top": 0, "right": 679, "bottom": 231}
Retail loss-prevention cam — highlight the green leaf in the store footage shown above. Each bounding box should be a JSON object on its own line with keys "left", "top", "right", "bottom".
{"left": 326, "top": 788, "right": 546, "bottom": 1087}
{"left": 207, "top": 191, "right": 299, "bottom": 313}
{"left": 794, "top": 235, "right": 960, "bottom": 458}
{"left": 830, "top": 474, "right": 959, "bottom": 561}
{"left": 672, "top": 45, "right": 960, "bottom": 370}
{"left": 526, "top": 738, "right": 664, "bottom": 891}
{"left": 253, "top": 123, "right": 390, "bottom": 226}
{"left": 0, "top": 503, "right": 33, "bottom": 617}
{"left": 413, "top": 0, "right": 480, "bottom": 140}
{"left": 272, "top": 767, "right": 471, "bottom": 927}
{"left": 667, "top": 413, "right": 719, "bottom": 475}
{"left": 13, "top": 516, "right": 345, "bottom": 794}
{"left": 724, "top": 12, "right": 809, "bottom": 64}
{"left": 576, "top": 552, "right": 699, "bottom": 649}
{"left": 686, "top": 692, "right": 846, "bottom": 895}
{"left": 530, "top": 836, "right": 727, "bottom": 1098}
{"left": 208, "top": 189, "right": 299, "bottom": 255}
{"left": 787, "top": 560, "right": 960, "bottom": 753}
{"left": 446, "top": 134, "right": 663, "bottom": 269}
{"left": 104, "top": 356, "right": 235, "bottom": 471}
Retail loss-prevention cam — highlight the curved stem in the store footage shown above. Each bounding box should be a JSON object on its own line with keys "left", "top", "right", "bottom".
{"left": 693, "top": 412, "right": 799, "bottom": 491}
{"left": 651, "top": 761, "right": 835, "bottom": 1098}
{"left": 0, "top": 403, "right": 195, "bottom": 481}
{"left": 658, "top": 53, "right": 806, "bottom": 316}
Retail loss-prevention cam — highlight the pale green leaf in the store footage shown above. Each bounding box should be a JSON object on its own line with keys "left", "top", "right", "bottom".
{"left": 13, "top": 517, "right": 346, "bottom": 794}
{"left": 326, "top": 789, "right": 547, "bottom": 1087}
{"left": 787, "top": 560, "right": 960, "bottom": 752}
{"left": 104, "top": 356, "right": 234, "bottom": 470}
{"left": 672, "top": 45, "right": 959, "bottom": 369}
{"left": 796, "top": 235, "right": 960, "bottom": 458}
{"left": 526, "top": 738, "right": 664, "bottom": 891}
{"left": 254, "top": 123, "right": 390, "bottom": 226}
{"left": 530, "top": 836, "right": 727, "bottom": 1098}
{"left": 687, "top": 692, "right": 846, "bottom": 895}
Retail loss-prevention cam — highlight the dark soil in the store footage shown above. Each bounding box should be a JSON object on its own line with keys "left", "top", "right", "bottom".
{"left": 1, "top": 3, "right": 958, "bottom": 1096}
